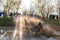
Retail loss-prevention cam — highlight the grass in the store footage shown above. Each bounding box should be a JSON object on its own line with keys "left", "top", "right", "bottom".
{"left": 0, "top": 17, "right": 14, "bottom": 26}
{"left": 44, "top": 19, "right": 60, "bottom": 26}
{"left": 0, "top": 16, "right": 60, "bottom": 26}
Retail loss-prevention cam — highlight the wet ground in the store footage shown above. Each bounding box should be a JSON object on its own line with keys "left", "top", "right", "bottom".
{"left": 0, "top": 26, "right": 60, "bottom": 40}
{"left": 0, "top": 34, "right": 60, "bottom": 40}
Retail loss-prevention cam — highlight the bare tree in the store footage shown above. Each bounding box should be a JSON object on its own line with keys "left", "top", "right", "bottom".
{"left": 57, "top": 0, "right": 60, "bottom": 20}
{"left": 36, "top": 0, "right": 54, "bottom": 20}
{"left": 3, "top": 0, "right": 12, "bottom": 17}
{"left": 36, "top": 1, "right": 46, "bottom": 19}
{"left": 46, "top": 5, "right": 53, "bottom": 20}
{"left": 2, "top": 0, "right": 21, "bottom": 17}
{"left": 37, "top": 0, "right": 41, "bottom": 4}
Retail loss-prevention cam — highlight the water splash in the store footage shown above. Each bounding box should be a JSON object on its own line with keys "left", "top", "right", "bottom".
{"left": 12, "top": 13, "right": 23, "bottom": 40}
{"left": 19, "top": 15, "right": 23, "bottom": 40}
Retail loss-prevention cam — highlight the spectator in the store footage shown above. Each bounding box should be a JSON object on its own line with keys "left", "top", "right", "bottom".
{"left": 0, "top": 12, "right": 3, "bottom": 18}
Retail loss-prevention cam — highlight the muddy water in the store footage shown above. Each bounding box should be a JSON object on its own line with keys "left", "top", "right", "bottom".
{"left": 0, "top": 32, "right": 60, "bottom": 40}
{"left": 0, "top": 35, "right": 60, "bottom": 40}
{"left": 0, "top": 26, "right": 60, "bottom": 40}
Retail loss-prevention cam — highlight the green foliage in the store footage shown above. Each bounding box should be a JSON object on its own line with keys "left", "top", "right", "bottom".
{"left": 0, "top": 17, "right": 14, "bottom": 26}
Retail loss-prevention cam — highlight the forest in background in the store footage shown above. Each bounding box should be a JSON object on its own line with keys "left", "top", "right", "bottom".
{"left": 0, "top": 0, "right": 60, "bottom": 26}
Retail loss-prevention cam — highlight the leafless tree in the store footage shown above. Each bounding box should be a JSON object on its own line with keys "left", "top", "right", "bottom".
{"left": 46, "top": 5, "right": 53, "bottom": 20}
{"left": 2, "top": 0, "right": 21, "bottom": 17}
{"left": 36, "top": 0, "right": 54, "bottom": 20}
{"left": 57, "top": 0, "right": 60, "bottom": 20}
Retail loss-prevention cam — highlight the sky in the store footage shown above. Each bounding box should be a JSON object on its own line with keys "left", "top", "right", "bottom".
{"left": 18, "top": 0, "right": 37, "bottom": 13}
